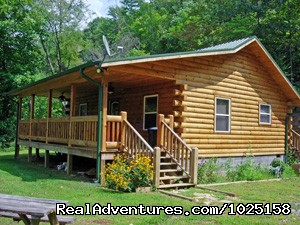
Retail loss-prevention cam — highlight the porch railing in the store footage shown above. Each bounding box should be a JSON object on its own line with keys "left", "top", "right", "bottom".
{"left": 157, "top": 114, "right": 198, "bottom": 184}
{"left": 18, "top": 115, "right": 122, "bottom": 149}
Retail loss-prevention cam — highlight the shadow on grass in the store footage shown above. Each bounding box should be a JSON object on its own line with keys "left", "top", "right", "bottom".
{"left": 0, "top": 152, "right": 80, "bottom": 182}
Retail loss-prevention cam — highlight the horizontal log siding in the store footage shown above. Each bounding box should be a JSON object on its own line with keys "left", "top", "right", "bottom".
{"left": 174, "top": 50, "right": 289, "bottom": 157}
{"left": 109, "top": 80, "right": 176, "bottom": 139}
{"left": 76, "top": 94, "right": 98, "bottom": 116}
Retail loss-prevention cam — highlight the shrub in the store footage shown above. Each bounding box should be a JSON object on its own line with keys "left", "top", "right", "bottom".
{"left": 286, "top": 149, "right": 299, "bottom": 166}
{"left": 281, "top": 164, "right": 297, "bottom": 178}
{"left": 197, "top": 158, "right": 222, "bottom": 184}
{"left": 225, "top": 157, "right": 270, "bottom": 181}
{"left": 104, "top": 154, "right": 153, "bottom": 192}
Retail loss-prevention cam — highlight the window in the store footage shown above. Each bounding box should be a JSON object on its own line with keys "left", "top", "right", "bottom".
{"left": 259, "top": 104, "right": 271, "bottom": 124}
{"left": 143, "top": 95, "right": 158, "bottom": 130}
{"left": 215, "top": 97, "right": 230, "bottom": 132}
{"left": 109, "top": 100, "right": 120, "bottom": 115}
{"left": 79, "top": 103, "right": 87, "bottom": 116}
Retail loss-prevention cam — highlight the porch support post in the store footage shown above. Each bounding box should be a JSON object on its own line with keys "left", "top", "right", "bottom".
{"left": 190, "top": 147, "right": 198, "bottom": 185}
{"left": 79, "top": 68, "right": 103, "bottom": 183}
{"left": 45, "top": 150, "right": 50, "bottom": 168}
{"left": 29, "top": 94, "right": 35, "bottom": 142}
{"left": 157, "top": 114, "right": 164, "bottom": 147}
{"left": 28, "top": 94, "right": 35, "bottom": 162}
{"left": 153, "top": 147, "right": 161, "bottom": 188}
{"left": 68, "top": 84, "right": 76, "bottom": 147}
{"left": 15, "top": 97, "right": 22, "bottom": 159}
{"left": 35, "top": 148, "right": 40, "bottom": 158}
{"left": 46, "top": 89, "right": 52, "bottom": 144}
{"left": 101, "top": 77, "right": 108, "bottom": 152}
{"left": 100, "top": 77, "right": 108, "bottom": 185}
{"left": 97, "top": 83, "right": 103, "bottom": 183}
{"left": 67, "top": 153, "right": 73, "bottom": 175}
{"left": 28, "top": 147, "right": 32, "bottom": 163}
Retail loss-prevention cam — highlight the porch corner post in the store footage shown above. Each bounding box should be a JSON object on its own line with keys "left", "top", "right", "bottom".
{"left": 97, "top": 83, "right": 103, "bottom": 183}
{"left": 191, "top": 147, "right": 198, "bottom": 185}
{"left": 153, "top": 147, "right": 161, "bottom": 188}
{"left": 79, "top": 67, "right": 103, "bottom": 184}
{"left": 15, "top": 97, "right": 22, "bottom": 159}
{"left": 100, "top": 77, "right": 108, "bottom": 185}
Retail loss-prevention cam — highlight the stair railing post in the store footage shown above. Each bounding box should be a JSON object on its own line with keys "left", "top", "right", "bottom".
{"left": 120, "top": 111, "right": 127, "bottom": 151}
{"left": 153, "top": 147, "right": 161, "bottom": 188}
{"left": 168, "top": 115, "right": 174, "bottom": 130}
{"left": 190, "top": 147, "right": 198, "bottom": 185}
{"left": 157, "top": 114, "right": 164, "bottom": 147}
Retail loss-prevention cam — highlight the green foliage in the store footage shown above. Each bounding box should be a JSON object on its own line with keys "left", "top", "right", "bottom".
{"left": 286, "top": 148, "right": 299, "bottom": 166}
{"left": 281, "top": 164, "right": 297, "bottom": 178}
{"left": 104, "top": 154, "right": 153, "bottom": 192}
{"left": 225, "top": 157, "right": 269, "bottom": 181}
{"left": 197, "top": 158, "right": 222, "bottom": 184}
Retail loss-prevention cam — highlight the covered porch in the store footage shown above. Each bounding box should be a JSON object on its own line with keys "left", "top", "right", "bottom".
{"left": 13, "top": 61, "right": 198, "bottom": 188}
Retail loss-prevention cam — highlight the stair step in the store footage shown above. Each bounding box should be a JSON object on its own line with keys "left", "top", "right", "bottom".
{"left": 160, "top": 162, "right": 177, "bottom": 166}
{"left": 158, "top": 183, "right": 195, "bottom": 189}
{"left": 160, "top": 169, "right": 180, "bottom": 173}
{"left": 159, "top": 175, "right": 189, "bottom": 181}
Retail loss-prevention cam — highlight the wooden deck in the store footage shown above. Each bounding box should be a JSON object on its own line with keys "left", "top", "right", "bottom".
{"left": 18, "top": 115, "right": 123, "bottom": 154}
{"left": 17, "top": 112, "right": 198, "bottom": 188}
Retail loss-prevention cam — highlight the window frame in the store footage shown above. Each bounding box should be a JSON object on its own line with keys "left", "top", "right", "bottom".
{"left": 214, "top": 97, "right": 231, "bottom": 133}
{"left": 143, "top": 94, "right": 158, "bottom": 131}
{"left": 259, "top": 103, "right": 272, "bottom": 125}
{"left": 79, "top": 103, "right": 87, "bottom": 116}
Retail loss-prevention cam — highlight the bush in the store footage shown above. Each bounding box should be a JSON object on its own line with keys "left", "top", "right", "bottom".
{"left": 281, "top": 164, "right": 297, "bottom": 178}
{"left": 197, "top": 158, "right": 222, "bottom": 184}
{"left": 104, "top": 154, "right": 153, "bottom": 192}
{"left": 225, "top": 157, "right": 270, "bottom": 181}
{"left": 286, "top": 149, "right": 299, "bottom": 166}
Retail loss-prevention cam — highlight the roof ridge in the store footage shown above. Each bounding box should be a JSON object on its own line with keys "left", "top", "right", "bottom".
{"left": 197, "top": 36, "right": 257, "bottom": 52}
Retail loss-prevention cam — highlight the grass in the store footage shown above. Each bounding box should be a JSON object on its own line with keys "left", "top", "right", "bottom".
{"left": 0, "top": 149, "right": 299, "bottom": 224}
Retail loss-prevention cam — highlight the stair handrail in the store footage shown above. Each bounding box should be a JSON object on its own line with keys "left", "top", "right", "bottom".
{"left": 122, "top": 119, "right": 154, "bottom": 157}
{"left": 161, "top": 120, "right": 192, "bottom": 153}
{"left": 160, "top": 119, "right": 198, "bottom": 185}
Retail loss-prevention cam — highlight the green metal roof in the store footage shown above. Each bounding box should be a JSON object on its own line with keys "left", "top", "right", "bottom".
{"left": 7, "top": 36, "right": 300, "bottom": 101}
{"left": 103, "top": 36, "right": 257, "bottom": 64}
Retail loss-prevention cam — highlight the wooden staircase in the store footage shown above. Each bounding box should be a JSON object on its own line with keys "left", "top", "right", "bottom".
{"left": 291, "top": 130, "right": 300, "bottom": 160}
{"left": 119, "top": 112, "right": 198, "bottom": 189}
{"left": 158, "top": 150, "right": 195, "bottom": 189}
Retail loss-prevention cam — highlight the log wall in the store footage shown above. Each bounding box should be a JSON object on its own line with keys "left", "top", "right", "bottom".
{"left": 172, "top": 49, "right": 290, "bottom": 157}
{"left": 110, "top": 80, "right": 176, "bottom": 138}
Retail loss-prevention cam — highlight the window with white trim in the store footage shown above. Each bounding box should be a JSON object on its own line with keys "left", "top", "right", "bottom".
{"left": 143, "top": 95, "right": 158, "bottom": 130}
{"left": 215, "top": 97, "right": 230, "bottom": 132}
{"left": 259, "top": 104, "right": 271, "bottom": 124}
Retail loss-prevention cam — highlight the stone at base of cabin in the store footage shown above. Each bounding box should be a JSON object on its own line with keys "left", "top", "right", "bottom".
{"left": 135, "top": 187, "right": 152, "bottom": 193}
{"left": 292, "top": 164, "right": 300, "bottom": 175}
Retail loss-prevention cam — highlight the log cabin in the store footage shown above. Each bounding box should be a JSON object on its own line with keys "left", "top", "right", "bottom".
{"left": 8, "top": 36, "right": 300, "bottom": 188}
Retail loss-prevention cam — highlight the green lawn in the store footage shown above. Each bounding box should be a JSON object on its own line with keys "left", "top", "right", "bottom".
{"left": 0, "top": 150, "right": 299, "bottom": 225}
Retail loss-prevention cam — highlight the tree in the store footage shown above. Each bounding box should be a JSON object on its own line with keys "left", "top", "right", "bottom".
{"left": 34, "top": 0, "right": 89, "bottom": 74}
{"left": 0, "top": 0, "right": 41, "bottom": 147}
